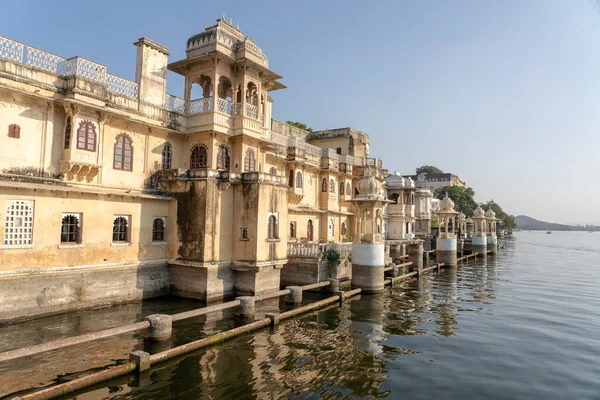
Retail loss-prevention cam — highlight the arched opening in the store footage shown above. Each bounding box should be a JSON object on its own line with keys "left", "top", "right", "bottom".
{"left": 216, "top": 144, "right": 230, "bottom": 170}
{"left": 61, "top": 214, "right": 81, "bottom": 244}
{"left": 267, "top": 215, "right": 278, "bottom": 239}
{"left": 289, "top": 169, "right": 294, "bottom": 187}
{"left": 322, "top": 178, "right": 327, "bottom": 192}
{"left": 329, "top": 179, "right": 335, "bottom": 193}
{"left": 244, "top": 149, "right": 256, "bottom": 171}
{"left": 296, "top": 171, "right": 303, "bottom": 188}
{"left": 190, "top": 144, "right": 208, "bottom": 169}
{"left": 246, "top": 82, "right": 258, "bottom": 106}
{"left": 217, "top": 76, "right": 233, "bottom": 114}
{"left": 339, "top": 182, "right": 345, "bottom": 195}
{"left": 346, "top": 182, "right": 351, "bottom": 196}
{"left": 307, "top": 219, "right": 313, "bottom": 241}
{"left": 328, "top": 218, "right": 334, "bottom": 237}
{"left": 152, "top": 218, "right": 165, "bottom": 242}
{"left": 113, "top": 134, "right": 133, "bottom": 171}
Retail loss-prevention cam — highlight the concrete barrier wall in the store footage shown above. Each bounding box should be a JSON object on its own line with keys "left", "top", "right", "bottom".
{"left": 169, "top": 263, "right": 235, "bottom": 302}
{"left": 0, "top": 262, "right": 169, "bottom": 322}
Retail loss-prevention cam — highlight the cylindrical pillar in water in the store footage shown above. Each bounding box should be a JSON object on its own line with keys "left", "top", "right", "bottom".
{"left": 436, "top": 237, "right": 457, "bottom": 267}
{"left": 487, "top": 235, "right": 498, "bottom": 254}
{"left": 408, "top": 242, "right": 424, "bottom": 271}
{"left": 352, "top": 243, "right": 385, "bottom": 293}
{"left": 472, "top": 235, "right": 487, "bottom": 257}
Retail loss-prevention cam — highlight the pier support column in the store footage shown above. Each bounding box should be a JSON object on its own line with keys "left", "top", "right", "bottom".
{"left": 285, "top": 286, "right": 303, "bottom": 304}
{"left": 436, "top": 237, "right": 457, "bottom": 268}
{"left": 327, "top": 278, "right": 340, "bottom": 293}
{"left": 487, "top": 235, "right": 498, "bottom": 254}
{"left": 145, "top": 314, "right": 172, "bottom": 341}
{"left": 472, "top": 235, "right": 487, "bottom": 258}
{"left": 351, "top": 243, "right": 385, "bottom": 293}
{"left": 234, "top": 296, "right": 256, "bottom": 318}
{"left": 408, "top": 242, "right": 424, "bottom": 272}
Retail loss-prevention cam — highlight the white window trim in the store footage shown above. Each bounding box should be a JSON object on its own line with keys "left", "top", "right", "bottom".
{"left": 60, "top": 212, "right": 83, "bottom": 245}
{"left": 112, "top": 214, "right": 131, "bottom": 243}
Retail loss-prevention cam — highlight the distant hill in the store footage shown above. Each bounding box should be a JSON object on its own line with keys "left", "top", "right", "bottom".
{"left": 515, "top": 215, "right": 600, "bottom": 231}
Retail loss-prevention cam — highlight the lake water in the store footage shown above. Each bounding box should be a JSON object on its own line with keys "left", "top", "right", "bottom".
{"left": 1, "top": 231, "right": 599, "bottom": 399}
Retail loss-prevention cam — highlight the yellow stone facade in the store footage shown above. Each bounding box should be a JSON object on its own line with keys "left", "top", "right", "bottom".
{"left": 0, "top": 18, "right": 387, "bottom": 320}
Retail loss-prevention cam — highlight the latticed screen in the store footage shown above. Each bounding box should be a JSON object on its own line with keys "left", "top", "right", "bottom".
{"left": 2, "top": 200, "right": 34, "bottom": 246}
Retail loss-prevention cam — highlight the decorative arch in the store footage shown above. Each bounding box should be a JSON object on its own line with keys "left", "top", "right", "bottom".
{"left": 289, "top": 169, "right": 294, "bottom": 187}
{"left": 329, "top": 179, "right": 335, "bottom": 193}
{"left": 216, "top": 144, "right": 230, "bottom": 170}
{"left": 190, "top": 144, "right": 208, "bottom": 169}
{"left": 307, "top": 219, "right": 314, "bottom": 241}
{"left": 77, "top": 120, "right": 97, "bottom": 151}
{"left": 346, "top": 182, "right": 351, "bottom": 196}
{"left": 321, "top": 178, "right": 327, "bottom": 192}
{"left": 244, "top": 148, "right": 256, "bottom": 171}
{"left": 296, "top": 171, "right": 303, "bottom": 188}
{"left": 113, "top": 134, "right": 133, "bottom": 171}
{"left": 339, "top": 181, "right": 345, "bottom": 195}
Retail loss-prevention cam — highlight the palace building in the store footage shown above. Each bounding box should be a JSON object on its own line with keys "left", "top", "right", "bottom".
{"left": 0, "top": 17, "right": 432, "bottom": 321}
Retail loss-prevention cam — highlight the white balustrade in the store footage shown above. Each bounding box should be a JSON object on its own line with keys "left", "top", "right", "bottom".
{"left": 245, "top": 103, "right": 258, "bottom": 119}
{"left": 190, "top": 98, "right": 213, "bottom": 114}
{"left": 216, "top": 98, "right": 232, "bottom": 115}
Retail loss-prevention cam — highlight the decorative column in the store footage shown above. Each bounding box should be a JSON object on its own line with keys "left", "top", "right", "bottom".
{"left": 349, "top": 175, "right": 391, "bottom": 293}
{"left": 471, "top": 206, "right": 487, "bottom": 258}
{"left": 436, "top": 193, "right": 459, "bottom": 267}
{"left": 408, "top": 241, "right": 424, "bottom": 272}
{"left": 485, "top": 208, "right": 498, "bottom": 254}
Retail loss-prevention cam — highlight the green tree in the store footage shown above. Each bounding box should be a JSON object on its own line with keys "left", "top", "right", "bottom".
{"left": 483, "top": 200, "right": 516, "bottom": 230}
{"left": 434, "top": 186, "right": 477, "bottom": 217}
{"left": 285, "top": 121, "right": 313, "bottom": 133}
{"left": 416, "top": 165, "right": 443, "bottom": 174}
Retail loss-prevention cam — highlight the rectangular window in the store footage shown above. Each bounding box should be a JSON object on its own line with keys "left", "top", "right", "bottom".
{"left": 240, "top": 228, "right": 249, "bottom": 240}
{"left": 112, "top": 215, "right": 131, "bottom": 242}
{"left": 61, "top": 213, "right": 82, "bottom": 244}
{"left": 2, "top": 200, "right": 34, "bottom": 247}
{"left": 152, "top": 217, "right": 166, "bottom": 242}
{"left": 336, "top": 147, "right": 342, "bottom": 155}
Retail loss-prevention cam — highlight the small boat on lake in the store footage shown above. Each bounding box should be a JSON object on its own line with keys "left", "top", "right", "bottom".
{"left": 547, "top": 231, "right": 551, "bottom": 234}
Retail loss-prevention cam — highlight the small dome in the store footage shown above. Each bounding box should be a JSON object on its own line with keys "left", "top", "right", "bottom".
{"left": 465, "top": 218, "right": 473, "bottom": 223}
{"left": 385, "top": 173, "right": 405, "bottom": 189}
{"left": 485, "top": 208, "right": 496, "bottom": 219}
{"left": 357, "top": 176, "right": 382, "bottom": 197}
{"left": 458, "top": 212, "right": 466, "bottom": 221}
{"left": 472, "top": 205, "right": 485, "bottom": 218}
{"left": 439, "top": 193, "right": 455, "bottom": 211}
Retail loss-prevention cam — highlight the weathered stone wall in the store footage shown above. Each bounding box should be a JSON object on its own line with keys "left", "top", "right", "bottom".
{"left": 0, "top": 262, "right": 169, "bottom": 322}
{"left": 169, "top": 262, "right": 235, "bottom": 302}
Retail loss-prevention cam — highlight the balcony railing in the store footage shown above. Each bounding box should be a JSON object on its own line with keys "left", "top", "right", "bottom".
{"left": 165, "top": 94, "right": 186, "bottom": 114}
{"left": 245, "top": 103, "right": 258, "bottom": 119}
{"left": 216, "top": 98, "right": 232, "bottom": 115}
{"left": 190, "top": 98, "right": 213, "bottom": 114}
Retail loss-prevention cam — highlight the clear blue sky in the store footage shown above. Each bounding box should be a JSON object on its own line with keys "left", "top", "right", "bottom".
{"left": 4, "top": 0, "right": 600, "bottom": 224}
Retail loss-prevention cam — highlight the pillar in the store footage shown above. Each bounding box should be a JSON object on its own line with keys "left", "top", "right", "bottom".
{"left": 285, "top": 286, "right": 302, "bottom": 304}
{"left": 472, "top": 235, "right": 487, "bottom": 257}
{"left": 436, "top": 237, "right": 457, "bottom": 267}
{"left": 327, "top": 278, "right": 340, "bottom": 293}
{"left": 351, "top": 243, "right": 385, "bottom": 293}
{"left": 408, "top": 241, "right": 424, "bottom": 272}
{"left": 487, "top": 235, "right": 498, "bottom": 254}
{"left": 234, "top": 296, "right": 255, "bottom": 318}
{"left": 145, "top": 314, "right": 172, "bottom": 341}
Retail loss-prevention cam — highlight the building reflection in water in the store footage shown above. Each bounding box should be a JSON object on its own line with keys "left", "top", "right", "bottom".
{"left": 2, "top": 261, "right": 502, "bottom": 399}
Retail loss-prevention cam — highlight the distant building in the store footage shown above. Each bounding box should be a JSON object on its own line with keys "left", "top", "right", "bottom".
{"left": 404, "top": 173, "right": 466, "bottom": 192}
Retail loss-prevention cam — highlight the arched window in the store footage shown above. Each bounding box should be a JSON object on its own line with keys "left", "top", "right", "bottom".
{"left": 346, "top": 182, "right": 351, "bottom": 196}
{"left": 61, "top": 214, "right": 81, "bottom": 243}
{"left": 269, "top": 167, "right": 277, "bottom": 175}
{"left": 328, "top": 218, "right": 334, "bottom": 236}
{"left": 268, "top": 215, "right": 278, "bottom": 239}
{"left": 307, "top": 219, "right": 313, "bottom": 241}
{"left": 113, "top": 134, "right": 133, "bottom": 171}
{"left": 190, "top": 144, "right": 208, "bottom": 169}
{"left": 162, "top": 142, "right": 172, "bottom": 170}
{"left": 296, "top": 171, "right": 303, "bottom": 188}
{"left": 152, "top": 217, "right": 165, "bottom": 242}
{"left": 112, "top": 216, "right": 129, "bottom": 242}
{"left": 288, "top": 169, "right": 294, "bottom": 187}
{"left": 339, "top": 182, "right": 345, "bottom": 195}
{"left": 216, "top": 145, "right": 230, "bottom": 170}
{"left": 77, "top": 120, "right": 97, "bottom": 151}
{"left": 341, "top": 222, "right": 347, "bottom": 236}
{"left": 8, "top": 124, "right": 20, "bottom": 139}
{"left": 329, "top": 179, "right": 335, "bottom": 193}
{"left": 321, "top": 178, "right": 327, "bottom": 192}
{"left": 290, "top": 222, "right": 296, "bottom": 238}
{"left": 64, "top": 117, "right": 71, "bottom": 149}
{"left": 244, "top": 149, "right": 256, "bottom": 171}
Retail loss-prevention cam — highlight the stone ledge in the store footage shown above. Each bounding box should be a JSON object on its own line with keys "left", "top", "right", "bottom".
{"left": 0, "top": 259, "right": 169, "bottom": 277}
{"left": 58, "top": 243, "right": 84, "bottom": 249}
{"left": 150, "top": 241, "right": 168, "bottom": 246}
{"left": 0, "top": 244, "right": 34, "bottom": 250}
{"left": 110, "top": 242, "right": 133, "bottom": 247}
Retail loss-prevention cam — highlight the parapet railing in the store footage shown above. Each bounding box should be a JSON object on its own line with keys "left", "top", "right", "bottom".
{"left": 287, "top": 242, "right": 353, "bottom": 259}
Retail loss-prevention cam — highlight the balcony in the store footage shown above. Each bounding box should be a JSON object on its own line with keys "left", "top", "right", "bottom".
{"left": 288, "top": 242, "right": 352, "bottom": 259}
